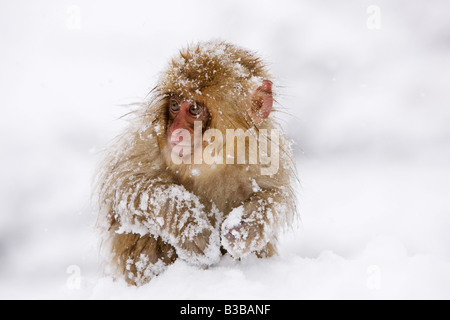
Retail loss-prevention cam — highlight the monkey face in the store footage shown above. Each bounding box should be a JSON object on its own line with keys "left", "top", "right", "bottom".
{"left": 166, "top": 96, "right": 209, "bottom": 157}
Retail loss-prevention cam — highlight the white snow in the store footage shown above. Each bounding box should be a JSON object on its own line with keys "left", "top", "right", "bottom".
{"left": 222, "top": 206, "right": 245, "bottom": 232}
{"left": 1, "top": 0, "right": 450, "bottom": 299}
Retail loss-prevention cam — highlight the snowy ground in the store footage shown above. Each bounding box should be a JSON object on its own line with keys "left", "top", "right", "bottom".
{"left": 1, "top": 0, "right": 450, "bottom": 299}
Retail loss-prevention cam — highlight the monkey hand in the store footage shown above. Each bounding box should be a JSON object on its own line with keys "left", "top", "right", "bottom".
{"left": 174, "top": 214, "right": 221, "bottom": 268}
{"left": 221, "top": 203, "right": 271, "bottom": 259}
{"left": 130, "top": 183, "right": 221, "bottom": 267}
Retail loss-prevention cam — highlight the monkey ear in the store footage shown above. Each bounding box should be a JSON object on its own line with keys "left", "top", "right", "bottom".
{"left": 249, "top": 80, "right": 273, "bottom": 125}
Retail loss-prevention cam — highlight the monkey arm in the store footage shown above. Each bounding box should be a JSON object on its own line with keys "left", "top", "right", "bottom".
{"left": 221, "top": 187, "right": 293, "bottom": 259}
{"left": 111, "top": 178, "right": 221, "bottom": 267}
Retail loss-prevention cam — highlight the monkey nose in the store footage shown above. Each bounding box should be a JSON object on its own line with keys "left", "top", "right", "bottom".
{"left": 169, "top": 129, "right": 190, "bottom": 147}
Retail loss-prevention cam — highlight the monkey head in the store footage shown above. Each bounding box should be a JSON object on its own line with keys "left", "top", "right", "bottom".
{"left": 150, "top": 41, "right": 276, "bottom": 176}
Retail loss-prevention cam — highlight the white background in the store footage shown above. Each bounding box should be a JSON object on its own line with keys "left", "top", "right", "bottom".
{"left": 1, "top": 0, "right": 450, "bottom": 299}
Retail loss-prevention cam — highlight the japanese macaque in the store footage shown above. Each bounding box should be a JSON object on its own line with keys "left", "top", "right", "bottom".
{"left": 94, "top": 40, "right": 297, "bottom": 286}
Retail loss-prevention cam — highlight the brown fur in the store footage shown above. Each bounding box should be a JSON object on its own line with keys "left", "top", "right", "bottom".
{"left": 94, "top": 40, "right": 297, "bottom": 286}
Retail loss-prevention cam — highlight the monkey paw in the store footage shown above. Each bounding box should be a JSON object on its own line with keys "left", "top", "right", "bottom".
{"left": 176, "top": 225, "right": 221, "bottom": 267}
{"left": 221, "top": 204, "right": 271, "bottom": 259}
{"left": 221, "top": 223, "right": 251, "bottom": 259}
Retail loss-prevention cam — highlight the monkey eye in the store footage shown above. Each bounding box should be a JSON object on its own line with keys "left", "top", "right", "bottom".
{"left": 170, "top": 100, "right": 180, "bottom": 112}
{"left": 189, "top": 103, "right": 202, "bottom": 116}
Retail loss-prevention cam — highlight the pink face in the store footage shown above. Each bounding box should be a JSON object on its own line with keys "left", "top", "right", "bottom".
{"left": 166, "top": 80, "right": 273, "bottom": 155}
{"left": 167, "top": 96, "right": 209, "bottom": 150}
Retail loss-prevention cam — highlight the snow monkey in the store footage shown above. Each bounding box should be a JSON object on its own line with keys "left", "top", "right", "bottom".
{"left": 95, "top": 40, "right": 297, "bottom": 286}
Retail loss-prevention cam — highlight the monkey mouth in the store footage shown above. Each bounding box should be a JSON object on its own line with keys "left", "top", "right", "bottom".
{"left": 170, "top": 143, "right": 194, "bottom": 158}
{"left": 170, "top": 141, "right": 193, "bottom": 149}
